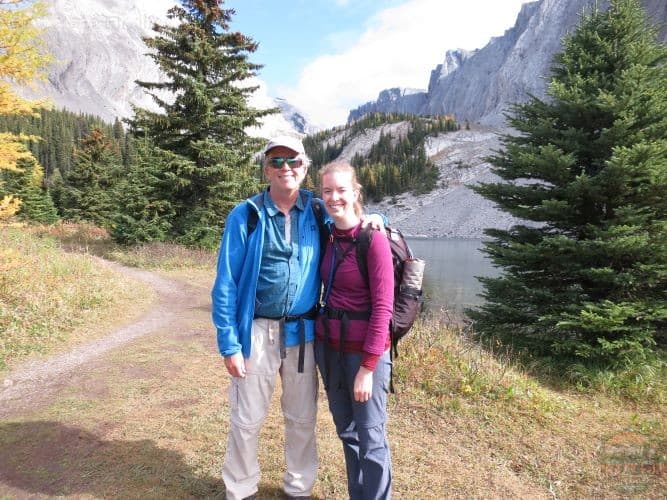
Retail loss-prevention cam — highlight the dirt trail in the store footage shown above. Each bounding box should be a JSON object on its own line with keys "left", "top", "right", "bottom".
{"left": 0, "top": 258, "right": 198, "bottom": 418}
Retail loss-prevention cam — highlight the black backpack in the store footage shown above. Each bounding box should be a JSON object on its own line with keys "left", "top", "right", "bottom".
{"left": 355, "top": 226, "right": 425, "bottom": 357}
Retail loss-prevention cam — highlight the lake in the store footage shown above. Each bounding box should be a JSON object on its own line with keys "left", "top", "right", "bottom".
{"left": 406, "top": 238, "right": 500, "bottom": 314}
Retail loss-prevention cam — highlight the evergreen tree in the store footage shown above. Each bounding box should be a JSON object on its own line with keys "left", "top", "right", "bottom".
{"left": 470, "top": 0, "right": 666, "bottom": 371}
{"left": 111, "top": 116, "right": 130, "bottom": 167}
{"left": 128, "top": 0, "right": 270, "bottom": 246}
{"left": 59, "top": 129, "right": 121, "bottom": 228}
{"left": 3, "top": 157, "right": 59, "bottom": 224}
{"left": 110, "top": 138, "right": 179, "bottom": 245}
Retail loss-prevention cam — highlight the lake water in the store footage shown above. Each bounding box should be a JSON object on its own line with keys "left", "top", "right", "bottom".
{"left": 406, "top": 238, "right": 500, "bottom": 314}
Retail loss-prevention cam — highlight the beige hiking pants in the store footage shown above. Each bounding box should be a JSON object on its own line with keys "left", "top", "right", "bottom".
{"left": 222, "top": 318, "right": 319, "bottom": 500}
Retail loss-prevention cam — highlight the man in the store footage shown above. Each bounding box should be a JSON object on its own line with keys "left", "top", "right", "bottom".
{"left": 212, "top": 136, "right": 321, "bottom": 500}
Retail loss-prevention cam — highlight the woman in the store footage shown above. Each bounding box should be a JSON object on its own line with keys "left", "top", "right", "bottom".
{"left": 315, "top": 160, "right": 394, "bottom": 499}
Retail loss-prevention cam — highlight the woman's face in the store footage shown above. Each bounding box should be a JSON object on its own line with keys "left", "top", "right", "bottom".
{"left": 321, "top": 170, "right": 359, "bottom": 221}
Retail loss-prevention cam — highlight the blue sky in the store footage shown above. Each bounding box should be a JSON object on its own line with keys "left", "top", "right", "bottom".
{"left": 226, "top": 0, "right": 405, "bottom": 90}
{"left": 225, "top": 0, "right": 529, "bottom": 129}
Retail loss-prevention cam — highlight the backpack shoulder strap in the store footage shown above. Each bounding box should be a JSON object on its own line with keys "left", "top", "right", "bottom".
{"left": 246, "top": 192, "right": 265, "bottom": 236}
{"left": 311, "top": 198, "right": 330, "bottom": 265}
{"left": 310, "top": 197, "right": 326, "bottom": 232}
{"left": 355, "top": 226, "right": 374, "bottom": 286}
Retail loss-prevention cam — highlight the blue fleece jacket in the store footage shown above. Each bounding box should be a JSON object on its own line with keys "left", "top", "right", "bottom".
{"left": 211, "top": 189, "right": 324, "bottom": 358}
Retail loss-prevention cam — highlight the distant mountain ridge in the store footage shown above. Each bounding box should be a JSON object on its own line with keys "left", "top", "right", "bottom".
{"left": 348, "top": 88, "right": 429, "bottom": 123}
{"left": 348, "top": 0, "right": 667, "bottom": 126}
{"left": 347, "top": 49, "right": 475, "bottom": 123}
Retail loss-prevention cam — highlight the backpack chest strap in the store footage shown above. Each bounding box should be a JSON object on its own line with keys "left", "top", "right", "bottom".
{"left": 323, "top": 307, "right": 371, "bottom": 321}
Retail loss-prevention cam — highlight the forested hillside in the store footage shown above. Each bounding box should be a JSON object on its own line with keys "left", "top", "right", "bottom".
{"left": 0, "top": 109, "right": 130, "bottom": 180}
{"left": 304, "top": 112, "right": 458, "bottom": 201}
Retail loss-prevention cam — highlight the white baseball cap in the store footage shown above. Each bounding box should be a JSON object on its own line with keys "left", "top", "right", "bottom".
{"left": 262, "top": 135, "right": 305, "bottom": 155}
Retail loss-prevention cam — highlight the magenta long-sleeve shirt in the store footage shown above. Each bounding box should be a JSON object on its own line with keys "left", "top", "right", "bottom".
{"left": 316, "top": 223, "right": 394, "bottom": 370}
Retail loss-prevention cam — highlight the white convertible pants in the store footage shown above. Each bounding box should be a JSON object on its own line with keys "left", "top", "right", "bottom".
{"left": 222, "top": 318, "right": 319, "bottom": 500}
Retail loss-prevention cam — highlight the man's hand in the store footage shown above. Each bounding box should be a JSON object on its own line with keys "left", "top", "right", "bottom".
{"left": 361, "top": 213, "right": 386, "bottom": 231}
{"left": 224, "top": 352, "right": 247, "bottom": 378}
{"left": 353, "top": 366, "right": 373, "bottom": 402}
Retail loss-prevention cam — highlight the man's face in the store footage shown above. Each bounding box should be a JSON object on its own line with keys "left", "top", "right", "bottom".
{"left": 264, "top": 146, "right": 307, "bottom": 192}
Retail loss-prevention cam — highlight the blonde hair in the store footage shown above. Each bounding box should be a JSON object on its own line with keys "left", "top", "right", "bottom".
{"left": 319, "top": 160, "right": 364, "bottom": 217}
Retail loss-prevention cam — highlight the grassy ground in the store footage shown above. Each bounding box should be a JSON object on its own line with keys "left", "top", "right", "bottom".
{"left": 0, "top": 224, "right": 665, "bottom": 499}
{"left": 0, "top": 225, "right": 154, "bottom": 372}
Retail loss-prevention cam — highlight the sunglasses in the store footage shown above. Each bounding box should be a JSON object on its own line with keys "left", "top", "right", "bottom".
{"left": 268, "top": 156, "right": 303, "bottom": 168}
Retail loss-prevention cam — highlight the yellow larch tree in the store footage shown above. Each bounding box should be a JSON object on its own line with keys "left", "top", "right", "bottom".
{"left": 0, "top": 0, "right": 49, "bottom": 219}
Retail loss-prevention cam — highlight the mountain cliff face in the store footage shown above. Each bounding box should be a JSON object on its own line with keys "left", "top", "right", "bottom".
{"left": 348, "top": 0, "right": 667, "bottom": 126}
{"left": 274, "top": 98, "right": 318, "bottom": 135}
{"left": 26, "top": 0, "right": 308, "bottom": 136}
{"left": 29, "top": 0, "right": 171, "bottom": 122}
{"left": 346, "top": 45, "right": 474, "bottom": 122}
{"left": 426, "top": 49, "right": 475, "bottom": 94}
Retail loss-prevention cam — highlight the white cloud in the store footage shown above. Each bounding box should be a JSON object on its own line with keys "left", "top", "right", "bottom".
{"left": 282, "top": 0, "right": 528, "bottom": 129}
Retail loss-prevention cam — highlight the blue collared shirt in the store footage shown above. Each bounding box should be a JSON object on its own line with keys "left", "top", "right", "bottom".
{"left": 254, "top": 190, "right": 304, "bottom": 318}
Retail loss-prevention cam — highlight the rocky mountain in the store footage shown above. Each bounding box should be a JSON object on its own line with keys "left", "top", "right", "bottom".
{"left": 23, "top": 0, "right": 309, "bottom": 137}
{"left": 273, "top": 98, "right": 319, "bottom": 136}
{"left": 18, "top": 0, "right": 665, "bottom": 239}
{"left": 348, "top": 0, "right": 667, "bottom": 126}
{"left": 347, "top": 49, "right": 475, "bottom": 122}
{"left": 244, "top": 86, "right": 317, "bottom": 139}
{"left": 332, "top": 0, "right": 666, "bottom": 238}
{"left": 347, "top": 88, "right": 429, "bottom": 123}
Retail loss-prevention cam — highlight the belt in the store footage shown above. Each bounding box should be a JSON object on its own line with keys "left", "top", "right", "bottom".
{"left": 255, "top": 306, "right": 317, "bottom": 372}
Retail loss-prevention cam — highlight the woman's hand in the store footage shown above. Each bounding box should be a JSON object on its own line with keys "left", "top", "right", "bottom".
{"left": 361, "top": 213, "right": 386, "bottom": 231}
{"left": 353, "top": 366, "right": 374, "bottom": 402}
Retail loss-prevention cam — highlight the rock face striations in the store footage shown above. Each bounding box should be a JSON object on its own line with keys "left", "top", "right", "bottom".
{"left": 348, "top": 0, "right": 667, "bottom": 127}
{"left": 31, "top": 0, "right": 666, "bottom": 132}
{"left": 30, "top": 0, "right": 173, "bottom": 123}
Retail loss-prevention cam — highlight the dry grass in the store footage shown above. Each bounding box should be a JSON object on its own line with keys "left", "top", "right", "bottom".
{"left": 395, "top": 316, "right": 666, "bottom": 498}
{"left": 106, "top": 242, "right": 217, "bottom": 271}
{"left": 27, "top": 221, "right": 218, "bottom": 271}
{"left": 0, "top": 226, "right": 154, "bottom": 372}
{"left": 1, "top": 232, "right": 665, "bottom": 499}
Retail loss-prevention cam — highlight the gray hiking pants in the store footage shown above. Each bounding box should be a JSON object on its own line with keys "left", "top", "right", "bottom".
{"left": 315, "top": 342, "right": 392, "bottom": 500}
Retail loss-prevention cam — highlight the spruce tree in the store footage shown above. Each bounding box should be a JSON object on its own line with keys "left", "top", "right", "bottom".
{"left": 469, "top": 0, "right": 666, "bottom": 372}
{"left": 59, "top": 128, "right": 121, "bottom": 228}
{"left": 0, "top": 157, "right": 58, "bottom": 224}
{"left": 14, "top": 158, "right": 59, "bottom": 224}
{"left": 110, "top": 137, "right": 180, "bottom": 244}
{"left": 128, "top": 0, "right": 270, "bottom": 246}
